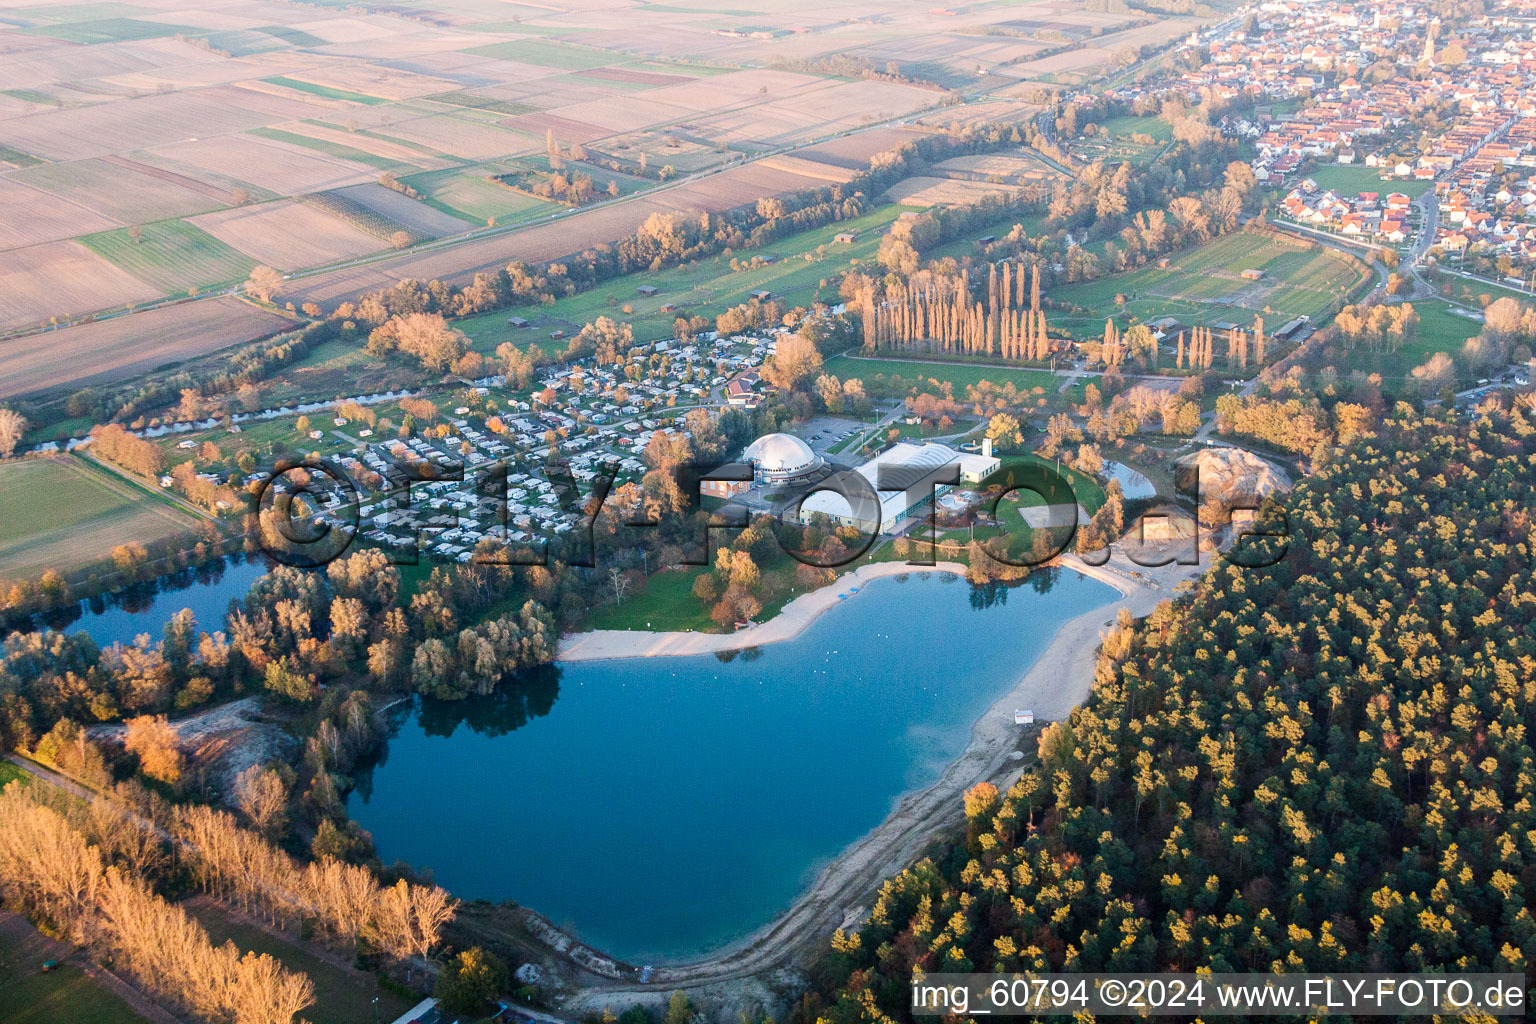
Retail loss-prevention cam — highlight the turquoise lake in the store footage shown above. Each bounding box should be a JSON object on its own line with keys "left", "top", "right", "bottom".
{"left": 347, "top": 569, "right": 1116, "bottom": 963}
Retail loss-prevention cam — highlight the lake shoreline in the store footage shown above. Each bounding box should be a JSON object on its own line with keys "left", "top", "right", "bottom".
{"left": 556, "top": 559, "right": 972, "bottom": 663}
{"left": 541, "top": 550, "right": 1205, "bottom": 1004}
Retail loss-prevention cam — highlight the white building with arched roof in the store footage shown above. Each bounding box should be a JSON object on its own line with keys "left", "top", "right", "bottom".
{"left": 798, "top": 442, "right": 986, "bottom": 534}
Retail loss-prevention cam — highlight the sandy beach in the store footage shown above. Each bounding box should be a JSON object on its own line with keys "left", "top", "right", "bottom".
{"left": 557, "top": 559, "right": 971, "bottom": 662}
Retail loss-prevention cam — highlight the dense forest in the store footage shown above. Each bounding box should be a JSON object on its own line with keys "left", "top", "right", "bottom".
{"left": 797, "top": 401, "right": 1535, "bottom": 1024}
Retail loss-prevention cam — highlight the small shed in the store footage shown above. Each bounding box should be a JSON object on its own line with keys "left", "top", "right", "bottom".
{"left": 1014, "top": 709, "right": 1035, "bottom": 725}
{"left": 637, "top": 285, "right": 659, "bottom": 296}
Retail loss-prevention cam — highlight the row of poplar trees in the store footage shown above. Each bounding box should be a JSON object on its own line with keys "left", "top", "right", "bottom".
{"left": 860, "top": 262, "right": 1056, "bottom": 361}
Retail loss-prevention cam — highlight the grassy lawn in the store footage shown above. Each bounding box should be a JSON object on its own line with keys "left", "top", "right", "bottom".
{"left": 81, "top": 221, "right": 256, "bottom": 296}
{"left": 893, "top": 418, "right": 977, "bottom": 440}
{"left": 1096, "top": 114, "right": 1172, "bottom": 142}
{"left": 927, "top": 209, "right": 1049, "bottom": 262}
{"left": 1434, "top": 274, "right": 1536, "bottom": 309}
{"left": 1073, "top": 114, "right": 1172, "bottom": 165}
{"left": 0, "top": 913, "right": 151, "bottom": 1024}
{"left": 820, "top": 354, "right": 1060, "bottom": 395}
{"left": 1303, "top": 163, "right": 1432, "bottom": 199}
{"left": 458, "top": 203, "right": 915, "bottom": 352}
{"left": 584, "top": 558, "right": 818, "bottom": 632}
{"left": 979, "top": 454, "right": 1106, "bottom": 515}
{"left": 1341, "top": 299, "right": 1481, "bottom": 383}
{"left": 186, "top": 900, "right": 414, "bottom": 1024}
{"left": 261, "top": 76, "right": 389, "bottom": 105}
{"left": 583, "top": 567, "right": 718, "bottom": 632}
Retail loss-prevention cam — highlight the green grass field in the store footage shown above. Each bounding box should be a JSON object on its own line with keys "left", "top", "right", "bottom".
{"left": 0, "top": 142, "right": 46, "bottom": 167}
{"left": 1052, "top": 228, "right": 1368, "bottom": 331}
{"left": 81, "top": 221, "right": 256, "bottom": 296}
{"left": 458, "top": 203, "right": 916, "bottom": 352}
{"left": 422, "top": 92, "right": 537, "bottom": 116}
{"left": 1339, "top": 299, "right": 1481, "bottom": 384}
{"left": 0, "top": 762, "right": 31, "bottom": 787}
{"left": 400, "top": 166, "right": 557, "bottom": 224}
{"left": 0, "top": 913, "right": 151, "bottom": 1024}
{"left": 0, "top": 456, "right": 199, "bottom": 585}
{"left": 583, "top": 567, "right": 718, "bottom": 631}
{"left": 262, "top": 76, "right": 388, "bottom": 105}
{"left": 979, "top": 454, "right": 1107, "bottom": 516}
{"left": 187, "top": 901, "right": 414, "bottom": 1024}
{"left": 820, "top": 355, "right": 1061, "bottom": 395}
{"left": 1303, "top": 164, "right": 1432, "bottom": 199}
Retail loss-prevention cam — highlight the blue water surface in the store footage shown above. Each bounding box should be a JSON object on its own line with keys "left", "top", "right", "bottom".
{"left": 348, "top": 569, "right": 1115, "bottom": 963}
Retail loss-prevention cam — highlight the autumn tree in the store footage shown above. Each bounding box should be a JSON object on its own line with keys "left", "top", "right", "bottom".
{"left": 124, "top": 715, "right": 183, "bottom": 785}
{"left": 0, "top": 408, "right": 27, "bottom": 458}
{"left": 246, "top": 265, "right": 284, "bottom": 303}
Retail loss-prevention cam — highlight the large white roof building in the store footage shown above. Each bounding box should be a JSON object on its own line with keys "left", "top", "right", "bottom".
{"left": 797, "top": 442, "right": 995, "bottom": 534}
{"left": 744, "top": 432, "right": 823, "bottom": 482}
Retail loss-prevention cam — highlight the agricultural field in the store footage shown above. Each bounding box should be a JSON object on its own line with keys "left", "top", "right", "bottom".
{"left": 0, "top": 177, "right": 119, "bottom": 249}
{"left": 0, "top": 297, "right": 297, "bottom": 402}
{"left": 456, "top": 203, "right": 915, "bottom": 353}
{"left": 261, "top": 76, "right": 389, "bottom": 105}
{"left": 0, "top": 240, "right": 160, "bottom": 333}
{"left": 10, "top": 157, "right": 230, "bottom": 223}
{"left": 0, "top": 912, "right": 150, "bottom": 1024}
{"left": 190, "top": 200, "right": 385, "bottom": 270}
{"left": 80, "top": 221, "right": 257, "bottom": 296}
{"left": 0, "top": 457, "right": 201, "bottom": 586}
{"left": 286, "top": 155, "right": 887, "bottom": 309}
{"left": 328, "top": 182, "right": 474, "bottom": 237}
{"left": 400, "top": 166, "right": 558, "bottom": 224}
{"left": 1050, "top": 228, "right": 1370, "bottom": 333}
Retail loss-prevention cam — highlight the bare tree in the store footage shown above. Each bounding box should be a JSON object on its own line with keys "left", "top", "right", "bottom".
{"left": 234, "top": 765, "right": 290, "bottom": 840}
{"left": 609, "top": 566, "right": 629, "bottom": 605}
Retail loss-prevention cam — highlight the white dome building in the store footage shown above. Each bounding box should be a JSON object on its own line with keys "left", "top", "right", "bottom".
{"left": 744, "top": 432, "right": 824, "bottom": 483}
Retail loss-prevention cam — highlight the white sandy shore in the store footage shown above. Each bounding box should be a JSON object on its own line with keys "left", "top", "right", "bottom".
{"left": 557, "top": 559, "right": 970, "bottom": 662}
